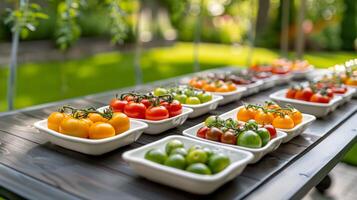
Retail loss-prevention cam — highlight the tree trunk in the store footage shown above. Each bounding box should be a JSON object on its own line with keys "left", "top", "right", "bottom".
{"left": 134, "top": 1, "right": 143, "bottom": 85}
{"left": 7, "top": 30, "right": 19, "bottom": 110}
{"left": 295, "top": 0, "right": 306, "bottom": 59}
{"left": 256, "top": 0, "right": 270, "bottom": 33}
{"left": 280, "top": 0, "right": 290, "bottom": 57}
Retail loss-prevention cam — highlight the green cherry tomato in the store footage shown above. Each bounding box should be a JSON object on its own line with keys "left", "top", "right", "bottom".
{"left": 237, "top": 130, "right": 262, "bottom": 148}
{"left": 188, "top": 144, "right": 203, "bottom": 154}
{"left": 184, "top": 89, "right": 196, "bottom": 97}
{"left": 170, "top": 147, "right": 188, "bottom": 157}
{"left": 204, "top": 116, "right": 218, "bottom": 127}
{"left": 185, "top": 97, "right": 201, "bottom": 105}
{"left": 153, "top": 87, "right": 168, "bottom": 96}
{"left": 186, "top": 163, "right": 212, "bottom": 175}
{"left": 164, "top": 154, "right": 186, "bottom": 169}
{"left": 197, "top": 92, "right": 213, "bottom": 103}
{"left": 165, "top": 139, "right": 184, "bottom": 154}
{"left": 186, "top": 149, "right": 208, "bottom": 165}
{"left": 256, "top": 128, "right": 271, "bottom": 146}
{"left": 174, "top": 94, "right": 187, "bottom": 104}
{"left": 145, "top": 149, "right": 167, "bottom": 164}
{"left": 208, "top": 153, "right": 230, "bottom": 174}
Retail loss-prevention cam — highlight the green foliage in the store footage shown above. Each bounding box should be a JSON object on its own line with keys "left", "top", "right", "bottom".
{"left": 106, "top": 0, "right": 128, "bottom": 44}
{"left": 4, "top": 1, "right": 48, "bottom": 38}
{"left": 340, "top": 0, "right": 357, "bottom": 51}
{"left": 55, "top": 0, "right": 83, "bottom": 51}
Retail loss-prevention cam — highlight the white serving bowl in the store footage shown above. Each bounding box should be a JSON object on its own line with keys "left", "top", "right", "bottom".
{"left": 98, "top": 106, "right": 193, "bottom": 134}
{"left": 240, "top": 80, "right": 264, "bottom": 97}
{"left": 183, "top": 124, "right": 286, "bottom": 164}
{"left": 183, "top": 95, "right": 223, "bottom": 118}
{"left": 269, "top": 89, "right": 343, "bottom": 118}
{"left": 34, "top": 119, "right": 148, "bottom": 155}
{"left": 274, "top": 73, "right": 294, "bottom": 85}
{"left": 122, "top": 135, "right": 253, "bottom": 194}
{"left": 211, "top": 87, "right": 247, "bottom": 106}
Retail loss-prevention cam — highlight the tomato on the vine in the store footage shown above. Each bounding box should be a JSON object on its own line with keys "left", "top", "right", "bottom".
{"left": 220, "top": 130, "right": 237, "bottom": 145}
{"left": 109, "top": 112, "right": 130, "bottom": 134}
{"left": 124, "top": 101, "right": 146, "bottom": 119}
{"left": 168, "top": 100, "right": 182, "bottom": 117}
{"left": 59, "top": 117, "right": 90, "bottom": 138}
{"left": 141, "top": 98, "right": 152, "bottom": 108}
{"left": 197, "top": 126, "right": 210, "bottom": 138}
{"left": 48, "top": 112, "right": 67, "bottom": 132}
{"left": 89, "top": 122, "right": 115, "bottom": 139}
{"left": 263, "top": 124, "right": 277, "bottom": 139}
{"left": 286, "top": 88, "right": 297, "bottom": 99}
{"left": 310, "top": 93, "right": 330, "bottom": 103}
{"left": 110, "top": 98, "right": 128, "bottom": 112}
{"left": 145, "top": 106, "right": 169, "bottom": 120}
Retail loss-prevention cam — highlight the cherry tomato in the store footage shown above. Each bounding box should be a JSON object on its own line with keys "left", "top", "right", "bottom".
{"left": 89, "top": 122, "right": 115, "bottom": 139}
{"left": 272, "top": 115, "right": 294, "bottom": 129}
{"left": 286, "top": 88, "right": 297, "bottom": 99}
{"left": 168, "top": 100, "right": 182, "bottom": 117}
{"left": 220, "top": 130, "right": 237, "bottom": 145}
{"left": 332, "top": 86, "right": 347, "bottom": 94}
{"left": 124, "top": 102, "right": 146, "bottom": 119}
{"left": 59, "top": 117, "right": 90, "bottom": 138}
{"left": 141, "top": 98, "right": 152, "bottom": 108}
{"left": 109, "top": 112, "right": 130, "bottom": 134}
{"left": 263, "top": 124, "right": 277, "bottom": 139}
{"left": 295, "top": 88, "right": 313, "bottom": 101}
{"left": 310, "top": 93, "right": 330, "bottom": 103}
{"left": 48, "top": 112, "right": 67, "bottom": 132}
{"left": 197, "top": 126, "right": 210, "bottom": 139}
{"left": 326, "top": 89, "right": 334, "bottom": 98}
{"left": 289, "top": 109, "right": 302, "bottom": 125}
{"left": 88, "top": 113, "right": 108, "bottom": 123}
{"left": 145, "top": 106, "right": 169, "bottom": 120}
{"left": 237, "top": 107, "right": 256, "bottom": 122}
{"left": 109, "top": 98, "right": 128, "bottom": 112}
{"left": 254, "top": 110, "right": 274, "bottom": 125}
{"left": 205, "top": 127, "right": 223, "bottom": 141}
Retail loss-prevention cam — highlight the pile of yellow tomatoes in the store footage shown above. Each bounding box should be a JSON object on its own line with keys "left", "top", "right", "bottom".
{"left": 237, "top": 102, "right": 303, "bottom": 129}
{"left": 47, "top": 106, "right": 130, "bottom": 139}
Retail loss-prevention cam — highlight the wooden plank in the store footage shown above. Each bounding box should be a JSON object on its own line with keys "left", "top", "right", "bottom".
{"left": 245, "top": 112, "right": 357, "bottom": 200}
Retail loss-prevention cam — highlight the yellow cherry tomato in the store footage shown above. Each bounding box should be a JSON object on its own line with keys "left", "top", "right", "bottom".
{"left": 346, "top": 77, "right": 357, "bottom": 86}
{"left": 59, "top": 117, "right": 90, "bottom": 138}
{"left": 88, "top": 113, "right": 108, "bottom": 123}
{"left": 272, "top": 115, "right": 295, "bottom": 129}
{"left": 254, "top": 110, "right": 274, "bottom": 125}
{"left": 237, "top": 107, "right": 256, "bottom": 122}
{"left": 48, "top": 112, "right": 67, "bottom": 132}
{"left": 108, "top": 112, "right": 130, "bottom": 134}
{"left": 289, "top": 109, "right": 303, "bottom": 125}
{"left": 89, "top": 122, "right": 115, "bottom": 139}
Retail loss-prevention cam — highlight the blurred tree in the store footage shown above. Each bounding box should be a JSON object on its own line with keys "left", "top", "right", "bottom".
{"left": 340, "top": 0, "right": 356, "bottom": 51}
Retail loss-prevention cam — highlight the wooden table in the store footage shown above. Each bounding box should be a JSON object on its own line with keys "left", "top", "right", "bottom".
{"left": 0, "top": 68, "right": 356, "bottom": 200}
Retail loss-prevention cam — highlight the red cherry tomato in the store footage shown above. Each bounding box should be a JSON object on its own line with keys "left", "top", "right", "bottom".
{"left": 109, "top": 98, "right": 128, "bottom": 112}
{"left": 263, "top": 124, "right": 277, "bottom": 139}
{"left": 168, "top": 100, "right": 182, "bottom": 117}
{"left": 332, "top": 86, "right": 347, "bottom": 94}
{"left": 220, "top": 130, "right": 237, "bottom": 145}
{"left": 124, "top": 95, "right": 135, "bottom": 102}
{"left": 286, "top": 88, "right": 297, "bottom": 99}
{"left": 197, "top": 126, "right": 210, "bottom": 138}
{"left": 205, "top": 127, "right": 223, "bottom": 141}
{"left": 326, "top": 88, "right": 334, "bottom": 98}
{"left": 294, "top": 88, "right": 313, "bottom": 101}
{"left": 124, "top": 102, "right": 146, "bottom": 119}
{"left": 141, "top": 98, "right": 152, "bottom": 108}
{"left": 145, "top": 106, "right": 169, "bottom": 120}
{"left": 310, "top": 93, "right": 330, "bottom": 103}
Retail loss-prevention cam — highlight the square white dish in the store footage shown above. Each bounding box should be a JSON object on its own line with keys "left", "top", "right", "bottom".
{"left": 183, "top": 94, "right": 223, "bottom": 118}
{"left": 240, "top": 80, "right": 264, "bottom": 97}
{"left": 211, "top": 87, "right": 247, "bottom": 106}
{"left": 219, "top": 106, "right": 316, "bottom": 143}
{"left": 274, "top": 73, "right": 293, "bottom": 85}
{"left": 34, "top": 119, "right": 148, "bottom": 155}
{"left": 98, "top": 106, "right": 193, "bottom": 134}
{"left": 269, "top": 89, "right": 343, "bottom": 118}
{"left": 122, "top": 135, "right": 254, "bottom": 194}
{"left": 292, "top": 66, "right": 314, "bottom": 79}
{"left": 335, "top": 87, "right": 356, "bottom": 105}
{"left": 183, "top": 124, "right": 287, "bottom": 163}
{"left": 259, "top": 75, "right": 278, "bottom": 91}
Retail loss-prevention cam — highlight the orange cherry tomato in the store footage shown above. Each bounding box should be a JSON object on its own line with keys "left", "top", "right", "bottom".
{"left": 254, "top": 111, "right": 274, "bottom": 125}
{"left": 202, "top": 83, "right": 216, "bottom": 92}
{"left": 48, "top": 112, "right": 67, "bottom": 132}
{"left": 108, "top": 112, "right": 130, "bottom": 134}
{"left": 237, "top": 107, "right": 256, "bottom": 122}
{"left": 216, "top": 84, "right": 229, "bottom": 92}
{"left": 59, "top": 117, "right": 90, "bottom": 138}
{"left": 289, "top": 109, "right": 302, "bottom": 125}
{"left": 272, "top": 115, "right": 294, "bottom": 129}
{"left": 89, "top": 122, "right": 115, "bottom": 139}
{"left": 227, "top": 83, "right": 237, "bottom": 91}
{"left": 346, "top": 77, "right": 357, "bottom": 86}
{"left": 88, "top": 113, "right": 108, "bottom": 123}
{"left": 82, "top": 118, "right": 93, "bottom": 127}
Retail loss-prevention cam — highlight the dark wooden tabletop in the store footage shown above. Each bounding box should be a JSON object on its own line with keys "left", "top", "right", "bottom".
{"left": 0, "top": 67, "right": 356, "bottom": 200}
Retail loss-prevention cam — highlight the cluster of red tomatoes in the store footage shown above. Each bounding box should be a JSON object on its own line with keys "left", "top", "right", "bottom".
{"left": 314, "top": 80, "right": 348, "bottom": 94}
{"left": 109, "top": 93, "right": 183, "bottom": 121}
{"left": 286, "top": 84, "right": 334, "bottom": 103}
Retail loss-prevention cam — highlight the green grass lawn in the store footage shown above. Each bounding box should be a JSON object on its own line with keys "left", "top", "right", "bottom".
{"left": 0, "top": 42, "right": 356, "bottom": 164}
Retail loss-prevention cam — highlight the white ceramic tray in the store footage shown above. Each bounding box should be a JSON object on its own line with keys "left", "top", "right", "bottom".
{"left": 240, "top": 80, "right": 264, "bottom": 97}
{"left": 220, "top": 106, "right": 316, "bottom": 143}
{"left": 259, "top": 75, "right": 278, "bottom": 91}
{"left": 98, "top": 106, "right": 193, "bottom": 134}
{"left": 274, "top": 73, "right": 293, "bottom": 85}
{"left": 183, "top": 94, "right": 223, "bottom": 118}
{"left": 34, "top": 119, "right": 148, "bottom": 155}
{"left": 211, "top": 87, "right": 247, "bottom": 106}
{"left": 269, "top": 89, "right": 343, "bottom": 118}
{"left": 122, "top": 135, "right": 253, "bottom": 194}
{"left": 335, "top": 87, "right": 356, "bottom": 105}
{"left": 292, "top": 66, "right": 314, "bottom": 79}
{"left": 183, "top": 124, "right": 286, "bottom": 163}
